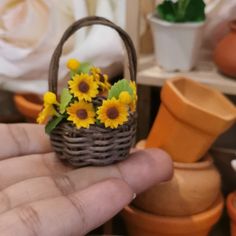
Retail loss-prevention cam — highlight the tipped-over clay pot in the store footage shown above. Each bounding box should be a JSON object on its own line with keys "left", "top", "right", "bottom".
{"left": 14, "top": 93, "right": 42, "bottom": 122}
{"left": 134, "top": 140, "right": 221, "bottom": 216}
{"left": 214, "top": 20, "right": 236, "bottom": 78}
{"left": 122, "top": 195, "right": 224, "bottom": 236}
{"left": 227, "top": 192, "right": 236, "bottom": 236}
{"left": 146, "top": 77, "right": 236, "bottom": 163}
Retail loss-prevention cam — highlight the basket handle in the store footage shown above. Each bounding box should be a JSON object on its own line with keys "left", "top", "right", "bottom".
{"left": 48, "top": 16, "right": 137, "bottom": 95}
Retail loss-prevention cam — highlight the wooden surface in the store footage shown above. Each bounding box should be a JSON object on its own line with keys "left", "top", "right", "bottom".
{"left": 138, "top": 55, "right": 236, "bottom": 95}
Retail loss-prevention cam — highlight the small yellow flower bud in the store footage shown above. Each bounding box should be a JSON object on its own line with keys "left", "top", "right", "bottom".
{"left": 67, "top": 58, "right": 80, "bottom": 71}
{"left": 44, "top": 92, "right": 58, "bottom": 105}
{"left": 119, "top": 91, "right": 132, "bottom": 105}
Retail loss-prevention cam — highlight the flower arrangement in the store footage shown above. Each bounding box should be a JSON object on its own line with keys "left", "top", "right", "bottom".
{"left": 37, "top": 58, "right": 137, "bottom": 133}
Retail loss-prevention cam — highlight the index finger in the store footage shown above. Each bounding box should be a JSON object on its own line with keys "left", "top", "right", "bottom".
{"left": 0, "top": 124, "right": 52, "bottom": 159}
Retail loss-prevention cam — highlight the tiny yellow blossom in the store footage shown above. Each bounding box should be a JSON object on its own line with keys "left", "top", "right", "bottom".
{"left": 43, "top": 91, "right": 58, "bottom": 106}
{"left": 67, "top": 58, "right": 80, "bottom": 71}
{"left": 37, "top": 105, "right": 56, "bottom": 124}
{"left": 119, "top": 91, "right": 132, "bottom": 105}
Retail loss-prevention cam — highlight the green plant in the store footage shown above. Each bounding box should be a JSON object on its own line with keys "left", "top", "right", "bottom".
{"left": 157, "top": 0, "right": 206, "bottom": 23}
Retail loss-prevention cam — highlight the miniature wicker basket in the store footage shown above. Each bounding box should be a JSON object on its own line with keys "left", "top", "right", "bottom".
{"left": 48, "top": 16, "right": 137, "bottom": 167}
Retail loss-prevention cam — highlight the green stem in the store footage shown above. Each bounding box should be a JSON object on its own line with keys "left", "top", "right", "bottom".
{"left": 177, "top": 0, "right": 190, "bottom": 21}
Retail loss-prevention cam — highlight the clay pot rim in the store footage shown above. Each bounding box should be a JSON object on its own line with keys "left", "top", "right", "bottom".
{"left": 230, "top": 20, "right": 236, "bottom": 32}
{"left": 165, "top": 77, "right": 236, "bottom": 122}
{"left": 173, "top": 154, "right": 213, "bottom": 169}
{"left": 14, "top": 93, "right": 42, "bottom": 112}
{"left": 136, "top": 140, "right": 213, "bottom": 168}
{"left": 123, "top": 195, "right": 223, "bottom": 226}
{"left": 211, "top": 147, "right": 236, "bottom": 156}
{"left": 227, "top": 192, "right": 236, "bottom": 220}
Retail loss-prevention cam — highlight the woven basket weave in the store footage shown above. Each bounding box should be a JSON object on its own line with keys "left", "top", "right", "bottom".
{"left": 48, "top": 16, "right": 137, "bottom": 167}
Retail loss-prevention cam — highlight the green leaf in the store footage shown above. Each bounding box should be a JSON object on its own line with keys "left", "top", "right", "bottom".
{"left": 77, "top": 62, "right": 93, "bottom": 74}
{"left": 156, "top": 0, "right": 205, "bottom": 23}
{"left": 108, "top": 79, "right": 133, "bottom": 99}
{"left": 95, "top": 119, "right": 101, "bottom": 125}
{"left": 45, "top": 116, "right": 64, "bottom": 134}
{"left": 59, "top": 88, "right": 72, "bottom": 114}
{"left": 70, "top": 71, "right": 75, "bottom": 78}
{"left": 184, "top": 0, "right": 205, "bottom": 22}
{"left": 157, "top": 1, "right": 176, "bottom": 22}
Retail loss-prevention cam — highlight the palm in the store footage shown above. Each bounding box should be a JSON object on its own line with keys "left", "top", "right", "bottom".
{"left": 0, "top": 124, "right": 172, "bottom": 236}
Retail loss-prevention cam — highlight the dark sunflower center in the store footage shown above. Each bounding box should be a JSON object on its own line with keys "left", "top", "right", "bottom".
{"left": 76, "top": 109, "right": 88, "bottom": 120}
{"left": 100, "top": 75, "right": 105, "bottom": 83}
{"left": 78, "top": 81, "right": 89, "bottom": 93}
{"left": 106, "top": 107, "right": 119, "bottom": 119}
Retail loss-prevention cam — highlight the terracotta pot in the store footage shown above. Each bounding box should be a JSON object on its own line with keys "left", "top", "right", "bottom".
{"left": 227, "top": 192, "right": 236, "bottom": 236}
{"left": 122, "top": 195, "right": 224, "bottom": 236}
{"left": 134, "top": 140, "right": 221, "bottom": 216}
{"left": 14, "top": 93, "right": 42, "bottom": 123}
{"left": 146, "top": 77, "right": 236, "bottom": 163}
{"left": 214, "top": 20, "right": 236, "bottom": 78}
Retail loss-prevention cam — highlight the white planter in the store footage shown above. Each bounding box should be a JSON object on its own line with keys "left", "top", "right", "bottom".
{"left": 148, "top": 14, "right": 205, "bottom": 71}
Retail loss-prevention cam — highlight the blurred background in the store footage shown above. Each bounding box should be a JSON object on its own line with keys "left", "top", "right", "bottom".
{"left": 0, "top": 0, "right": 236, "bottom": 235}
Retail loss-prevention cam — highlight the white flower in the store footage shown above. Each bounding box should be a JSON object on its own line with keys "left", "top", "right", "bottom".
{"left": 0, "top": 0, "right": 125, "bottom": 94}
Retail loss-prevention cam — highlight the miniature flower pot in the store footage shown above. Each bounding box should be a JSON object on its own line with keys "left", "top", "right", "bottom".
{"left": 214, "top": 20, "right": 236, "bottom": 78}
{"left": 148, "top": 14, "right": 205, "bottom": 71}
{"left": 14, "top": 93, "right": 42, "bottom": 122}
{"left": 227, "top": 192, "right": 236, "bottom": 236}
{"left": 122, "top": 195, "right": 224, "bottom": 236}
{"left": 134, "top": 140, "right": 221, "bottom": 216}
{"left": 146, "top": 77, "right": 236, "bottom": 163}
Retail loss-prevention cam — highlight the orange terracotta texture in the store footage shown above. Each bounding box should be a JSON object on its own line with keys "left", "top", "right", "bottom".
{"left": 14, "top": 94, "right": 42, "bottom": 122}
{"left": 146, "top": 77, "right": 236, "bottom": 163}
{"left": 214, "top": 20, "right": 236, "bottom": 78}
{"left": 122, "top": 195, "right": 224, "bottom": 236}
{"left": 134, "top": 140, "right": 221, "bottom": 217}
{"left": 227, "top": 192, "right": 236, "bottom": 236}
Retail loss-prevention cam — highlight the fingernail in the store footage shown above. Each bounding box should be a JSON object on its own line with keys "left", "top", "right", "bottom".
{"left": 132, "top": 193, "right": 136, "bottom": 200}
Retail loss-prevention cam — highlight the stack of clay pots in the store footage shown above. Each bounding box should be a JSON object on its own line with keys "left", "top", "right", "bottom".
{"left": 122, "top": 77, "right": 236, "bottom": 236}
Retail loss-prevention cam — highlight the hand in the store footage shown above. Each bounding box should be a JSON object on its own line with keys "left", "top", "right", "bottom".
{"left": 0, "top": 124, "right": 173, "bottom": 236}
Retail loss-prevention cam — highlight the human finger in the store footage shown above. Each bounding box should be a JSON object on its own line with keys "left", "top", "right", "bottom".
{"left": 0, "top": 124, "right": 51, "bottom": 159}
{"left": 0, "top": 179, "right": 133, "bottom": 236}
{"left": 0, "top": 149, "right": 172, "bottom": 213}
{"left": 0, "top": 152, "right": 72, "bottom": 190}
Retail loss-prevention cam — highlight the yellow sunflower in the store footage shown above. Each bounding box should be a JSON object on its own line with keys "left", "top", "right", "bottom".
{"left": 67, "top": 101, "right": 95, "bottom": 128}
{"left": 97, "top": 98, "right": 128, "bottom": 129}
{"left": 91, "top": 67, "right": 111, "bottom": 91}
{"left": 129, "top": 81, "right": 138, "bottom": 112}
{"left": 99, "top": 74, "right": 111, "bottom": 90}
{"left": 91, "top": 66, "right": 101, "bottom": 80}
{"left": 68, "top": 73, "right": 98, "bottom": 101}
